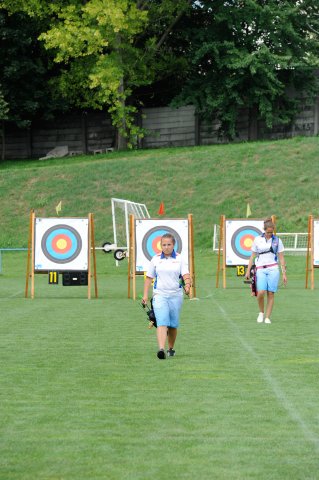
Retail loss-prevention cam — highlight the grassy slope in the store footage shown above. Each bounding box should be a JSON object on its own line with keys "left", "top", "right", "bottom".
{"left": 0, "top": 136, "right": 319, "bottom": 248}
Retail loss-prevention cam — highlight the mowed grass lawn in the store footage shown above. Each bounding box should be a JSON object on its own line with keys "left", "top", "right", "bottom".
{"left": 1, "top": 251, "right": 319, "bottom": 479}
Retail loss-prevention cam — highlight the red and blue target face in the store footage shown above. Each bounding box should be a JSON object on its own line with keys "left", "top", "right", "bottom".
{"left": 231, "top": 226, "right": 261, "bottom": 260}
{"left": 142, "top": 226, "right": 182, "bottom": 261}
{"left": 41, "top": 224, "right": 82, "bottom": 264}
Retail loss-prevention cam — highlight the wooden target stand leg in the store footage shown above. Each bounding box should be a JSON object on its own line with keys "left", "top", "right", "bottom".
{"left": 271, "top": 215, "right": 277, "bottom": 230}
{"left": 188, "top": 214, "right": 196, "bottom": 299}
{"left": 89, "top": 213, "right": 98, "bottom": 299}
{"left": 311, "top": 216, "right": 315, "bottom": 290}
{"left": 25, "top": 210, "right": 35, "bottom": 298}
{"left": 128, "top": 214, "right": 136, "bottom": 299}
{"left": 216, "top": 215, "right": 226, "bottom": 288}
{"left": 305, "top": 214, "right": 314, "bottom": 290}
{"left": 222, "top": 215, "right": 226, "bottom": 288}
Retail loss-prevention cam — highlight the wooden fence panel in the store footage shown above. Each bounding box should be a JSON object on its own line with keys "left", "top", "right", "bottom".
{"left": 1, "top": 97, "right": 319, "bottom": 160}
{"left": 141, "top": 106, "right": 196, "bottom": 148}
{"left": 86, "top": 112, "right": 115, "bottom": 153}
{"left": 2, "top": 126, "right": 30, "bottom": 159}
{"left": 31, "top": 114, "right": 84, "bottom": 158}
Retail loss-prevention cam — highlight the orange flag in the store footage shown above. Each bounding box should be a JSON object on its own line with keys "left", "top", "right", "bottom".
{"left": 158, "top": 202, "right": 165, "bottom": 215}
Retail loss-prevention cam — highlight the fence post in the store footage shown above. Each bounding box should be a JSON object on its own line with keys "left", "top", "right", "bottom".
{"left": 314, "top": 96, "right": 319, "bottom": 136}
{"left": 81, "top": 112, "right": 88, "bottom": 154}
{"left": 195, "top": 113, "right": 201, "bottom": 146}
{"left": 26, "top": 127, "right": 33, "bottom": 159}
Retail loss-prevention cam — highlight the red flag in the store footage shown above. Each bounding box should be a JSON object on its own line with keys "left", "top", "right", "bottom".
{"left": 158, "top": 202, "right": 165, "bottom": 215}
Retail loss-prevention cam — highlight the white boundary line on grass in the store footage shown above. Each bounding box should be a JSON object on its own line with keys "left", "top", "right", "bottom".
{"left": 213, "top": 298, "right": 319, "bottom": 451}
{"left": 0, "top": 290, "right": 24, "bottom": 300}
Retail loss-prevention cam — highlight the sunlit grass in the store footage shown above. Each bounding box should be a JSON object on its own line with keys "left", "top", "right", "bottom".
{"left": 1, "top": 252, "right": 319, "bottom": 479}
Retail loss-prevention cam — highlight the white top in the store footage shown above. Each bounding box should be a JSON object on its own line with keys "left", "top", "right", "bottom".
{"left": 146, "top": 251, "right": 189, "bottom": 297}
{"left": 251, "top": 235, "right": 284, "bottom": 267}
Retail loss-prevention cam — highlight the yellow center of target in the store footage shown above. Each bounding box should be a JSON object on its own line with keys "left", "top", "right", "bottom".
{"left": 56, "top": 238, "right": 68, "bottom": 250}
{"left": 243, "top": 237, "right": 253, "bottom": 248}
{"left": 156, "top": 240, "right": 162, "bottom": 251}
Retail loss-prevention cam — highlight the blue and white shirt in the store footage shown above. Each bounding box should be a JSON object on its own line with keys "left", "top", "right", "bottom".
{"left": 146, "top": 250, "right": 189, "bottom": 297}
{"left": 252, "top": 235, "right": 284, "bottom": 267}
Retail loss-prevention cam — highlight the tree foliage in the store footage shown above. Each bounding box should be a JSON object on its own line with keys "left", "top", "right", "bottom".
{"left": 0, "top": 0, "right": 192, "bottom": 148}
{"left": 0, "top": 0, "right": 318, "bottom": 143}
{"left": 0, "top": 10, "right": 64, "bottom": 127}
{"left": 0, "top": 85, "right": 8, "bottom": 121}
{"left": 172, "top": 0, "right": 319, "bottom": 138}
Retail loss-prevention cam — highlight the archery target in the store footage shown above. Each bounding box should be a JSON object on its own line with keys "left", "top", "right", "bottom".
{"left": 135, "top": 219, "right": 189, "bottom": 273}
{"left": 313, "top": 220, "right": 319, "bottom": 266}
{"left": 142, "top": 226, "right": 183, "bottom": 261}
{"left": 225, "top": 219, "right": 263, "bottom": 265}
{"left": 34, "top": 218, "right": 89, "bottom": 271}
{"left": 41, "top": 225, "right": 82, "bottom": 263}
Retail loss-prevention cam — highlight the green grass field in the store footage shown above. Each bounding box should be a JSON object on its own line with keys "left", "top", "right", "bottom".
{"left": 1, "top": 137, "right": 319, "bottom": 479}
{"left": 1, "top": 251, "right": 319, "bottom": 479}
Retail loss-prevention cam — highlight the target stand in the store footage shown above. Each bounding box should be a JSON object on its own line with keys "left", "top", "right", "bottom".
{"left": 128, "top": 214, "right": 196, "bottom": 300}
{"left": 216, "top": 215, "right": 276, "bottom": 288}
{"left": 25, "top": 210, "right": 98, "bottom": 299}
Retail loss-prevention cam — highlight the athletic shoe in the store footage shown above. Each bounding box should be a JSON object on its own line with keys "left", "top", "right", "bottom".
{"left": 157, "top": 349, "right": 166, "bottom": 359}
{"left": 264, "top": 318, "right": 271, "bottom": 324}
{"left": 257, "top": 312, "right": 264, "bottom": 323}
{"left": 167, "top": 348, "right": 176, "bottom": 357}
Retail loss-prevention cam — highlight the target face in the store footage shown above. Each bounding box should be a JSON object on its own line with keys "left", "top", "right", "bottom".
{"left": 225, "top": 219, "right": 263, "bottom": 266}
{"left": 135, "top": 219, "right": 189, "bottom": 273}
{"left": 313, "top": 220, "right": 319, "bottom": 266}
{"left": 41, "top": 225, "right": 82, "bottom": 263}
{"left": 142, "top": 226, "right": 183, "bottom": 261}
{"left": 34, "top": 218, "right": 89, "bottom": 271}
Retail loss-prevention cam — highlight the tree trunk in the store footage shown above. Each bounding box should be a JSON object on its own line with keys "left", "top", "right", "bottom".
{"left": 116, "top": 76, "right": 128, "bottom": 150}
{"left": 114, "top": 32, "right": 128, "bottom": 151}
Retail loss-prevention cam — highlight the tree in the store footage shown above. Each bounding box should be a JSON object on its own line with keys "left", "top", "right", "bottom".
{"left": 0, "top": 0, "right": 192, "bottom": 149}
{"left": 0, "top": 85, "right": 8, "bottom": 160}
{"left": 172, "top": 0, "right": 319, "bottom": 138}
{"left": 0, "top": 9, "right": 68, "bottom": 159}
{"left": 0, "top": 10, "right": 66, "bottom": 127}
